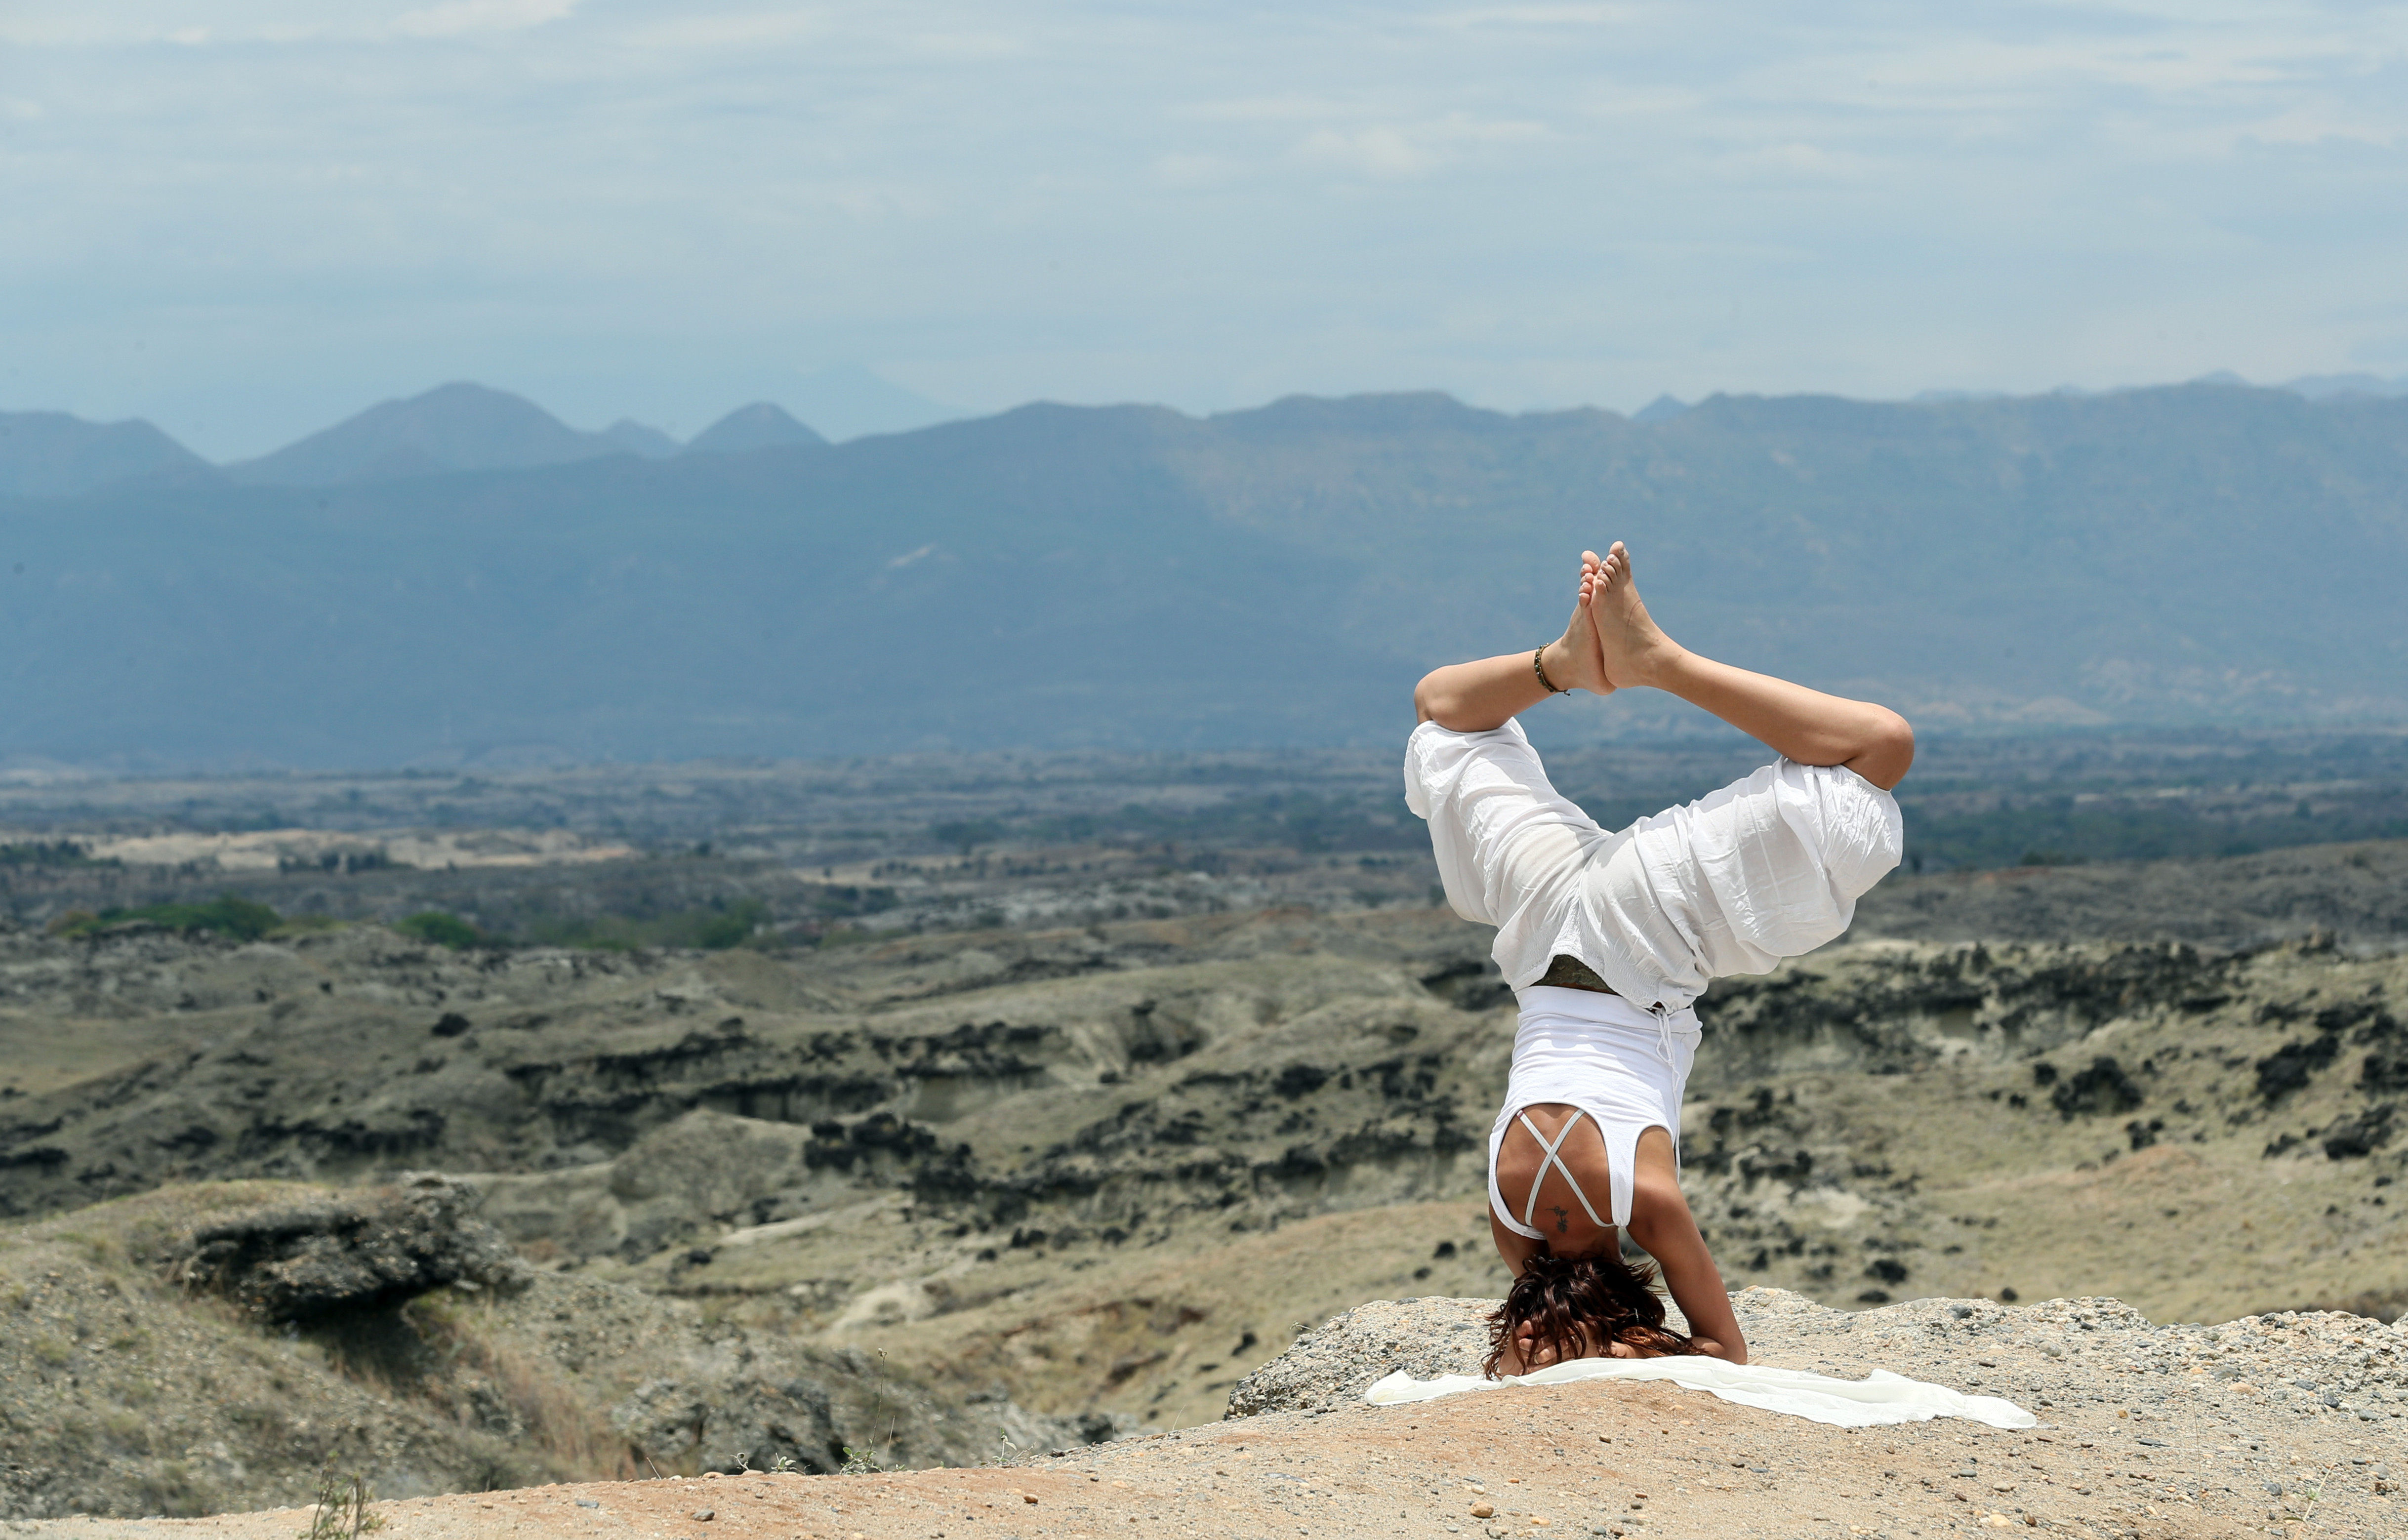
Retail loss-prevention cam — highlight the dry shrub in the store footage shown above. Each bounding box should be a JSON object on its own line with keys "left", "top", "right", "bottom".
{"left": 404, "top": 1293, "right": 636, "bottom": 1480}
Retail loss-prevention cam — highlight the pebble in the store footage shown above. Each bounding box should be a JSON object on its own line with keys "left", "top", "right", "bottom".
{"left": 689, "top": 1508, "right": 713, "bottom": 1521}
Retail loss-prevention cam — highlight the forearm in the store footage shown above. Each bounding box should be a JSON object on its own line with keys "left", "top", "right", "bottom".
{"left": 1646, "top": 648, "right": 1915, "bottom": 791}
{"left": 1414, "top": 648, "right": 1563, "bottom": 732}
{"left": 1629, "top": 1208, "right": 1748, "bottom": 1363}
{"left": 1668, "top": 1279, "right": 1747, "bottom": 1363}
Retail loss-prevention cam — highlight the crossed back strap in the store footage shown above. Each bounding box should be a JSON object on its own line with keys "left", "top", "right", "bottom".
{"left": 1516, "top": 1109, "right": 1607, "bottom": 1231}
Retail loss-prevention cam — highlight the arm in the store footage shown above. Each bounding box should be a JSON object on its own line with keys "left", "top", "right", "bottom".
{"left": 1624, "top": 1128, "right": 1748, "bottom": 1363}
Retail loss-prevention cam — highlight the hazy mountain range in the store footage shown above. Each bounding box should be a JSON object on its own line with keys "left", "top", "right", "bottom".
{"left": 0, "top": 378, "right": 2403, "bottom": 767}
{"left": 0, "top": 385, "right": 830, "bottom": 498}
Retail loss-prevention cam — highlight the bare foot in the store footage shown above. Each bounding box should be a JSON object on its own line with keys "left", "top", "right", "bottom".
{"left": 1538, "top": 549, "right": 1615, "bottom": 696}
{"left": 1584, "top": 540, "right": 1683, "bottom": 689}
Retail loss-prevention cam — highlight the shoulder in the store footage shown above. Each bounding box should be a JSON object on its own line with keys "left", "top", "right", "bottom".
{"left": 1629, "top": 1163, "right": 1690, "bottom": 1208}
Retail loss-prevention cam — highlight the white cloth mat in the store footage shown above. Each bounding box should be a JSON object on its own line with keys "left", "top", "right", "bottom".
{"left": 1363, "top": 1357, "right": 2038, "bottom": 1429}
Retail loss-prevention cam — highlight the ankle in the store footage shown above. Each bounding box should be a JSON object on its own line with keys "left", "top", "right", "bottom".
{"left": 1540, "top": 636, "right": 1604, "bottom": 696}
{"left": 1537, "top": 638, "right": 1576, "bottom": 694}
{"left": 1628, "top": 640, "right": 1690, "bottom": 692}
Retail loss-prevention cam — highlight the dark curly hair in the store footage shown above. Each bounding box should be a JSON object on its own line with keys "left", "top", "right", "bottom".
{"left": 1483, "top": 1245, "right": 1703, "bottom": 1376}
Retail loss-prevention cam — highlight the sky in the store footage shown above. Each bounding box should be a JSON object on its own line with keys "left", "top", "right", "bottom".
{"left": 3, "top": 0, "right": 2407, "bottom": 459}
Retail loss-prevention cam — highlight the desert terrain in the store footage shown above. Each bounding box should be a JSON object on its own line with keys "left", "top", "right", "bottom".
{"left": 1, "top": 745, "right": 2403, "bottom": 1527}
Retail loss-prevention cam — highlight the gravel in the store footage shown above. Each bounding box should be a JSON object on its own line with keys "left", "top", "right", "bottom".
{"left": 1233, "top": 1286, "right": 2408, "bottom": 1429}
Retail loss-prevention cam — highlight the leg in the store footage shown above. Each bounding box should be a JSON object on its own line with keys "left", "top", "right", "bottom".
{"left": 1414, "top": 551, "right": 1616, "bottom": 732}
{"left": 1583, "top": 542, "right": 1916, "bottom": 790}
{"left": 1414, "top": 712, "right": 1612, "bottom": 956}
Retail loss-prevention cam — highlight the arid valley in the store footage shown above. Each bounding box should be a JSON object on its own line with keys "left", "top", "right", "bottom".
{"left": 1, "top": 743, "right": 2403, "bottom": 1531}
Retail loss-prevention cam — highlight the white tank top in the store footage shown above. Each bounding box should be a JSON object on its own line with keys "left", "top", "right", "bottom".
{"left": 1488, "top": 984, "right": 1701, "bottom": 1235}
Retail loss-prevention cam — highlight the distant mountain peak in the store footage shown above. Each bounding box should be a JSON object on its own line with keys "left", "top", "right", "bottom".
{"left": 1633, "top": 394, "right": 1691, "bottom": 423}
{"left": 683, "top": 403, "right": 827, "bottom": 457}
{"left": 0, "top": 410, "right": 213, "bottom": 499}
{"left": 229, "top": 382, "right": 626, "bottom": 487}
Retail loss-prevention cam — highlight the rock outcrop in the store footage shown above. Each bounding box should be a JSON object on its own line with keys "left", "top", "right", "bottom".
{"left": 166, "top": 1172, "right": 529, "bottom": 1320}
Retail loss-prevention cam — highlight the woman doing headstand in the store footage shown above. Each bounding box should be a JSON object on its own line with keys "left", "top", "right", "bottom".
{"left": 1407, "top": 543, "right": 1915, "bottom": 1375}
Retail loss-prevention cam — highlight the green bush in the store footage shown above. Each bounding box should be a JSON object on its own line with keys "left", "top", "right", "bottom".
{"left": 51, "top": 895, "right": 282, "bottom": 942}
{"left": 520, "top": 897, "right": 770, "bottom": 952}
{"left": 0, "top": 840, "right": 117, "bottom": 868}
{"left": 394, "top": 911, "right": 486, "bottom": 950}
{"left": 932, "top": 819, "right": 1003, "bottom": 854}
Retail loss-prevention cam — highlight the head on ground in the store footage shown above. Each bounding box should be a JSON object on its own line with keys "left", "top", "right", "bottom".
{"left": 1483, "top": 1245, "right": 1702, "bottom": 1376}
{"left": 1488, "top": 1113, "right": 1745, "bottom": 1365}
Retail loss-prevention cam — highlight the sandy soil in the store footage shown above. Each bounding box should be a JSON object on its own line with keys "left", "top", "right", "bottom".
{"left": 25, "top": 1340, "right": 2393, "bottom": 1540}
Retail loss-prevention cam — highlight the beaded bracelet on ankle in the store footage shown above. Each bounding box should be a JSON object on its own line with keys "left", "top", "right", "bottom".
{"left": 1533, "top": 648, "right": 1567, "bottom": 694}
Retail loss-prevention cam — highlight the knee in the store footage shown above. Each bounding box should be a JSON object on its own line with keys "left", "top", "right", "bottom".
{"left": 1854, "top": 707, "right": 1915, "bottom": 790}
{"left": 1878, "top": 708, "right": 1917, "bottom": 773}
{"left": 1413, "top": 671, "right": 1447, "bottom": 725}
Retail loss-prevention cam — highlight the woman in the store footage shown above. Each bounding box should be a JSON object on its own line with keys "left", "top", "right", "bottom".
{"left": 1406, "top": 542, "right": 1914, "bottom": 1374}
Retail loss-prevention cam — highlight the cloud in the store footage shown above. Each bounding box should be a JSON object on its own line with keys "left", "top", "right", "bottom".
{"left": 1713, "top": 141, "right": 1864, "bottom": 181}
{"left": 9, "top": 0, "right": 2408, "bottom": 457}
{"left": 1184, "top": 94, "right": 1355, "bottom": 124}
{"left": 0, "top": 0, "right": 581, "bottom": 46}
{"left": 392, "top": 0, "right": 580, "bottom": 39}
{"left": 2243, "top": 104, "right": 2404, "bottom": 149}
{"left": 1431, "top": 3, "right": 1643, "bottom": 30}
{"left": 1296, "top": 126, "right": 1431, "bottom": 179}
{"left": 1295, "top": 113, "right": 1550, "bottom": 179}
{"left": 619, "top": 11, "right": 826, "bottom": 49}
{"left": 1151, "top": 153, "right": 1246, "bottom": 189}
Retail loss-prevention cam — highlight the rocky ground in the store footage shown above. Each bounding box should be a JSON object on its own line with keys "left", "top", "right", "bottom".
{"left": 0, "top": 1178, "right": 1117, "bottom": 1520}
{"left": 17, "top": 1285, "right": 2403, "bottom": 1540}
{"left": 2, "top": 832, "right": 2404, "bottom": 1522}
